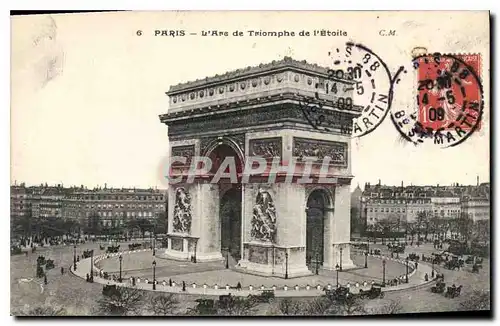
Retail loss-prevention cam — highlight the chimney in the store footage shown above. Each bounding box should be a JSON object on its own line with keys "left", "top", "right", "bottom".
{"left": 378, "top": 179, "right": 381, "bottom": 186}
{"left": 401, "top": 181, "right": 403, "bottom": 188}
{"left": 477, "top": 176, "right": 479, "bottom": 186}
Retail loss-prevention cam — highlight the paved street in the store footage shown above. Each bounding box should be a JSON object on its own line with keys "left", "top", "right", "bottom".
{"left": 96, "top": 250, "right": 409, "bottom": 287}
{"left": 10, "top": 241, "right": 490, "bottom": 315}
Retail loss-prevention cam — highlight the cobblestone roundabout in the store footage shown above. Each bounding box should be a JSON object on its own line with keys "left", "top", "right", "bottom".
{"left": 11, "top": 241, "right": 490, "bottom": 314}
{"left": 80, "top": 247, "right": 428, "bottom": 297}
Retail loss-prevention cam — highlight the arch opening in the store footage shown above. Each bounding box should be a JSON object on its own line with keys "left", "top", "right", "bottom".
{"left": 306, "top": 189, "right": 330, "bottom": 270}
{"left": 209, "top": 143, "right": 243, "bottom": 266}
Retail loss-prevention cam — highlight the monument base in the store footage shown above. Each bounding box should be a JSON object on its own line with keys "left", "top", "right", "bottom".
{"left": 237, "top": 241, "right": 312, "bottom": 278}
{"left": 164, "top": 233, "right": 224, "bottom": 263}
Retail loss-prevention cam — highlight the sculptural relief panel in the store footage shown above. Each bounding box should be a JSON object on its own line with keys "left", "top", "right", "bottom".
{"left": 172, "top": 187, "right": 192, "bottom": 234}
{"left": 292, "top": 137, "right": 347, "bottom": 165}
{"left": 171, "top": 145, "right": 195, "bottom": 165}
{"left": 171, "top": 238, "right": 183, "bottom": 251}
{"left": 251, "top": 189, "right": 277, "bottom": 243}
{"left": 248, "top": 246, "right": 269, "bottom": 264}
{"left": 249, "top": 137, "right": 282, "bottom": 159}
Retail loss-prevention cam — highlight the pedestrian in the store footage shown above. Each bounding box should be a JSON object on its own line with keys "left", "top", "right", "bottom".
{"left": 44, "top": 274, "right": 48, "bottom": 285}
{"left": 169, "top": 278, "right": 172, "bottom": 286}
{"left": 236, "top": 282, "right": 242, "bottom": 290}
{"left": 132, "top": 277, "right": 136, "bottom": 286}
{"left": 424, "top": 273, "right": 429, "bottom": 281}
{"left": 61, "top": 267, "right": 64, "bottom": 275}
{"left": 182, "top": 281, "right": 186, "bottom": 292}
{"left": 415, "top": 261, "right": 418, "bottom": 270}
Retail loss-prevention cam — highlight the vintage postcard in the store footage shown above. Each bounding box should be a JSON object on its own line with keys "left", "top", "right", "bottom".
{"left": 10, "top": 11, "right": 490, "bottom": 317}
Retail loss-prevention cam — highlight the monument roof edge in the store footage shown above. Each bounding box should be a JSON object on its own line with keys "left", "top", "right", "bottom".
{"left": 166, "top": 56, "right": 334, "bottom": 95}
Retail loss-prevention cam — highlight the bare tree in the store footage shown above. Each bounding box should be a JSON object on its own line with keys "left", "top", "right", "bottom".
{"left": 16, "top": 305, "right": 67, "bottom": 316}
{"left": 303, "top": 297, "right": 337, "bottom": 315}
{"left": 337, "top": 295, "right": 367, "bottom": 316}
{"left": 368, "top": 299, "right": 403, "bottom": 315}
{"left": 217, "top": 296, "right": 259, "bottom": 316}
{"left": 97, "top": 286, "right": 145, "bottom": 316}
{"left": 147, "top": 293, "right": 179, "bottom": 316}
{"left": 459, "top": 290, "right": 490, "bottom": 311}
{"left": 276, "top": 298, "right": 303, "bottom": 315}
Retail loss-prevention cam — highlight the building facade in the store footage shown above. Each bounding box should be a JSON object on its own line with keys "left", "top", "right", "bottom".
{"left": 361, "top": 181, "right": 490, "bottom": 227}
{"left": 10, "top": 184, "right": 167, "bottom": 230}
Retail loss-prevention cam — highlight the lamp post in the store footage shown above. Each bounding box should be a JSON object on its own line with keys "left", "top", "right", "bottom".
{"left": 152, "top": 260, "right": 156, "bottom": 290}
{"left": 315, "top": 252, "right": 319, "bottom": 275}
{"left": 382, "top": 259, "right": 386, "bottom": 286}
{"left": 431, "top": 259, "right": 435, "bottom": 278}
{"left": 364, "top": 251, "right": 368, "bottom": 268}
{"left": 119, "top": 254, "right": 123, "bottom": 282}
{"left": 405, "top": 256, "right": 409, "bottom": 284}
{"left": 152, "top": 225, "right": 156, "bottom": 256}
{"left": 89, "top": 250, "right": 94, "bottom": 282}
{"left": 335, "top": 264, "right": 340, "bottom": 287}
{"left": 225, "top": 247, "right": 229, "bottom": 269}
{"left": 285, "top": 251, "right": 289, "bottom": 279}
{"left": 73, "top": 243, "right": 77, "bottom": 271}
{"left": 339, "top": 246, "right": 343, "bottom": 271}
{"left": 193, "top": 239, "right": 198, "bottom": 263}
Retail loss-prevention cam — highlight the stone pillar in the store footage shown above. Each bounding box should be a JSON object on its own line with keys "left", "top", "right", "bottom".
{"left": 328, "top": 182, "right": 355, "bottom": 270}
{"left": 275, "top": 183, "right": 310, "bottom": 277}
{"left": 238, "top": 183, "right": 311, "bottom": 278}
{"left": 164, "top": 183, "right": 223, "bottom": 262}
{"left": 194, "top": 183, "right": 224, "bottom": 261}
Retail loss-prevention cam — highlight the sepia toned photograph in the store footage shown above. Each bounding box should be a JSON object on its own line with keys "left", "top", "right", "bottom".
{"left": 10, "top": 10, "right": 491, "bottom": 317}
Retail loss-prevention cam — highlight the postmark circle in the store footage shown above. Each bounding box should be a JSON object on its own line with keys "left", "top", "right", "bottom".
{"left": 390, "top": 53, "right": 483, "bottom": 148}
{"left": 297, "top": 42, "right": 393, "bottom": 138}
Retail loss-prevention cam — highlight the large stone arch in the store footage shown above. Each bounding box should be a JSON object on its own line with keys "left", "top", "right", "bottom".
{"left": 161, "top": 57, "right": 360, "bottom": 276}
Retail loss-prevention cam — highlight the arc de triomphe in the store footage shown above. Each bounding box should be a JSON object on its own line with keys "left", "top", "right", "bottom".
{"left": 159, "top": 57, "right": 361, "bottom": 277}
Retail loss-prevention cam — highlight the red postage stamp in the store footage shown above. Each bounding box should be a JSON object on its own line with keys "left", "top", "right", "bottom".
{"left": 416, "top": 53, "right": 482, "bottom": 132}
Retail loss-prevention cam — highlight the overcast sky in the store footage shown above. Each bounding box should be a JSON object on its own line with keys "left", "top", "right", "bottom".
{"left": 11, "top": 12, "right": 490, "bottom": 191}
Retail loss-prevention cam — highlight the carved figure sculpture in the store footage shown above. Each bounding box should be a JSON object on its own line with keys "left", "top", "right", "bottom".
{"left": 251, "top": 189, "right": 277, "bottom": 242}
{"left": 173, "top": 187, "right": 192, "bottom": 234}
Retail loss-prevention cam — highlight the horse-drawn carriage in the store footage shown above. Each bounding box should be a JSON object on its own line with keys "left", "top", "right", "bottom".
{"left": 106, "top": 245, "right": 120, "bottom": 253}
{"left": 445, "top": 285, "right": 462, "bottom": 298}
{"left": 102, "top": 284, "right": 120, "bottom": 297}
{"left": 45, "top": 259, "right": 55, "bottom": 270}
{"left": 431, "top": 281, "right": 446, "bottom": 294}
{"left": 189, "top": 299, "right": 217, "bottom": 315}
{"left": 444, "top": 257, "right": 464, "bottom": 270}
{"left": 388, "top": 243, "right": 405, "bottom": 254}
{"left": 247, "top": 290, "right": 275, "bottom": 303}
{"left": 325, "top": 286, "right": 350, "bottom": 302}
{"left": 358, "top": 286, "right": 384, "bottom": 299}
{"left": 37, "top": 255, "right": 46, "bottom": 265}
{"left": 82, "top": 250, "right": 94, "bottom": 258}
{"left": 128, "top": 243, "right": 142, "bottom": 250}
{"left": 408, "top": 253, "right": 420, "bottom": 261}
